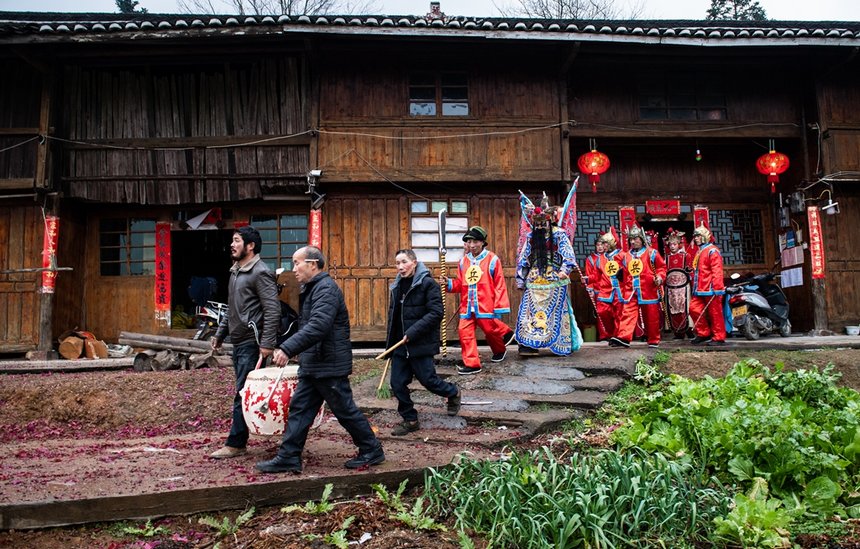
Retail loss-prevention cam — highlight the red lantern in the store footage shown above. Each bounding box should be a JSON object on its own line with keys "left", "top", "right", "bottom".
{"left": 577, "top": 149, "right": 610, "bottom": 192}
{"left": 756, "top": 150, "right": 790, "bottom": 194}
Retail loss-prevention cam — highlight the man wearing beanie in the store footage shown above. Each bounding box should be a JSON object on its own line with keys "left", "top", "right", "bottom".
{"left": 443, "top": 226, "right": 512, "bottom": 375}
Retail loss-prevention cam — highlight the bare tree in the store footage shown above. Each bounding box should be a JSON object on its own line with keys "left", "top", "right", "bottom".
{"left": 497, "top": 0, "right": 647, "bottom": 20}
{"left": 176, "top": 0, "right": 381, "bottom": 16}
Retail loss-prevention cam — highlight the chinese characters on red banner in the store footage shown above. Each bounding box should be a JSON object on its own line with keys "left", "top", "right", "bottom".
{"left": 618, "top": 207, "right": 636, "bottom": 252}
{"left": 310, "top": 209, "right": 322, "bottom": 247}
{"left": 155, "top": 223, "right": 172, "bottom": 316}
{"left": 693, "top": 206, "right": 710, "bottom": 232}
{"left": 807, "top": 206, "right": 826, "bottom": 279}
{"left": 645, "top": 200, "right": 681, "bottom": 217}
{"left": 40, "top": 215, "right": 60, "bottom": 294}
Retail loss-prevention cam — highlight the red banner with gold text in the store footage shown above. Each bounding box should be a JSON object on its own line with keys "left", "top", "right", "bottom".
{"left": 310, "top": 209, "right": 322, "bottom": 247}
{"left": 618, "top": 207, "right": 636, "bottom": 252}
{"left": 807, "top": 206, "right": 826, "bottom": 279}
{"left": 40, "top": 215, "right": 60, "bottom": 294}
{"left": 155, "top": 222, "right": 172, "bottom": 316}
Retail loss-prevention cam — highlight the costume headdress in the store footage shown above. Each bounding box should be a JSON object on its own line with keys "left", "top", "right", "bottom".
{"left": 462, "top": 225, "right": 488, "bottom": 242}
{"left": 664, "top": 227, "right": 684, "bottom": 243}
{"left": 693, "top": 223, "right": 712, "bottom": 243}
{"left": 598, "top": 229, "right": 617, "bottom": 250}
{"left": 626, "top": 224, "right": 647, "bottom": 245}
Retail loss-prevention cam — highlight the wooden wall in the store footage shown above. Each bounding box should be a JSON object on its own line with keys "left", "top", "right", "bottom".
{"left": 322, "top": 193, "right": 523, "bottom": 341}
{"left": 0, "top": 203, "right": 42, "bottom": 352}
{"left": 0, "top": 60, "right": 41, "bottom": 187}
{"left": 60, "top": 57, "right": 309, "bottom": 204}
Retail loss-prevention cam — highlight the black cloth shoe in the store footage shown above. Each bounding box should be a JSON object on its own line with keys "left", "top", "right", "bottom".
{"left": 457, "top": 365, "right": 482, "bottom": 375}
{"left": 518, "top": 344, "right": 540, "bottom": 356}
{"left": 707, "top": 340, "right": 727, "bottom": 346}
{"left": 609, "top": 337, "right": 630, "bottom": 348}
{"left": 491, "top": 349, "right": 507, "bottom": 362}
{"left": 255, "top": 455, "right": 302, "bottom": 474}
{"left": 503, "top": 330, "right": 517, "bottom": 346}
{"left": 391, "top": 420, "right": 420, "bottom": 436}
{"left": 691, "top": 336, "right": 712, "bottom": 345}
{"left": 345, "top": 446, "right": 385, "bottom": 469}
{"left": 447, "top": 387, "right": 461, "bottom": 416}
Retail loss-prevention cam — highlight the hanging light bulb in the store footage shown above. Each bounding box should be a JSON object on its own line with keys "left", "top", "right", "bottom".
{"left": 695, "top": 148, "right": 703, "bottom": 162}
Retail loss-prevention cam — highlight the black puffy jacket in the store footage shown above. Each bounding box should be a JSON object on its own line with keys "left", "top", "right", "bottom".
{"left": 279, "top": 272, "right": 353, "bottom": 378}
{"left": 385, "top": 262, "right": 443, "bottom": 358}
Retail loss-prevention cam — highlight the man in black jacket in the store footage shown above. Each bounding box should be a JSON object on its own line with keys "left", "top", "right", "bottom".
{"left": 210, "top": 226, "right": 280, "bottom": 459}
{"left": 386, "top": 249, "right": 460, "bottom": 436}
{"left": 256, "top": 246, "right": 384, "bottom": 474}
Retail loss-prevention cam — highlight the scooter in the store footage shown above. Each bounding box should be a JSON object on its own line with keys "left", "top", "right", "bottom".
{"left": 192, "top": 300, "right": 229, "bottom": 340}
{"left": 726, "top": 272, "right": 791, "bottom": 340}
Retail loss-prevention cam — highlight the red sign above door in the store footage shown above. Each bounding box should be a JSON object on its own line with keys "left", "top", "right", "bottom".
{"left": 645, "top": 200, "right": 681, "bottom": 217}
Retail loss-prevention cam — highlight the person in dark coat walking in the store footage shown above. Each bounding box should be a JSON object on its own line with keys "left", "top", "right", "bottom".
{"left": 386, "top": 249, "right": 461, "bottom": 436}
{"left": 209, "top": 226, "right": 280, "bottom": 459}
{"left": 256, "top": 245, "right": 384, "bottom": 474}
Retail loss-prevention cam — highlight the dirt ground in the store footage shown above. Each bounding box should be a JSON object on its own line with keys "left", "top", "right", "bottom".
{"left": 1, "top": 350, "right": 859, "bottom": 548}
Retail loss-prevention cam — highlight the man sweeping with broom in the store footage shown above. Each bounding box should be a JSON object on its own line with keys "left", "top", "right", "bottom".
{"left": 384, "top": 249, "right": 461, "bottom": 436}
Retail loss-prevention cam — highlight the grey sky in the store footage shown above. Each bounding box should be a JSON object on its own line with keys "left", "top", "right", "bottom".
{"left": 0, "top": 0, "right": 858, "bottom": 19}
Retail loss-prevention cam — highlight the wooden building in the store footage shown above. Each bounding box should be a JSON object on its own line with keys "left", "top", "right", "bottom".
{"left": 1, "top": 10, "right": 858, "bottom": 353}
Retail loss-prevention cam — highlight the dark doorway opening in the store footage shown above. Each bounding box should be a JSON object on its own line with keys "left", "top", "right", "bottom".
{"left": 170, "top": 229, "right": 233, "bottom": 316}
{"left": 639, "top": 219, "right": 695, "bottom": 255}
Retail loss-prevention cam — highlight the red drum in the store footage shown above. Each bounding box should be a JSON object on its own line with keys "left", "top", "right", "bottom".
{"left": 241, "top": 366, "right": 325, "bottom": 436}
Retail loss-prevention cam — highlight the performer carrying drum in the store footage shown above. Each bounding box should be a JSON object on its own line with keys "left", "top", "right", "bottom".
{"left": 663, "top": 228, "right": 693, "bottom": 339}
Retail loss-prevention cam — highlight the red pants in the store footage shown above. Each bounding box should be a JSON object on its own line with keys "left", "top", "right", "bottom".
{"left": 595, "top": 300, "right": 621, "bottom": 340}
{"left": 690, "top": 295, "right": 726, "bottom": 341}
{"left": 458, "top": 317, "right": 508, "bottom": 368}
{"left": 617, "top": 298, "right": 662, "bottom": 345}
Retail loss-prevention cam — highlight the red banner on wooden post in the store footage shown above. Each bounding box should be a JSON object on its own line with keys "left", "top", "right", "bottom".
{"left": 40, "top": 215, "right": 60, "bottom": 294}
{"left": 807, "top": 206, "right": 826, "bottom": 279}
{"left": 693, "top": 206, "right": 710, "bottom": 232}
{"left": 645, "top": 200, "right": 681, "bottom": 217}
{"left": 154, "top": 222, "right": 172, "bottom": 324}
{"left": 618, "top": 207, "right": 636, "bottom": 252}
{"left": 310, "top": 209, "right": 322, "bottom": 247}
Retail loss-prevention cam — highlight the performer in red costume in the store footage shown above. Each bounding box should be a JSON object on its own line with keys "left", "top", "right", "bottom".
{"left": 663, "top": 229, "right": 693, "bottom": 339}
{"left": 590, "top": 231, "right": 626, "bottom": 345}
{"left": 689, "top": 224, "right": 727, "bottom": 346}
{"left": 445, "top": 226, "right": 512, "bottom": 375}
{"left": 585, "top": 234, "right": 609, "bottom": 341}
{"left": 612, "top": 225, "right": 666, "bottom": 348}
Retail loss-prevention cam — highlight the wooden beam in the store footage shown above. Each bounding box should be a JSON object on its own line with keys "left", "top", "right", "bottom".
{"left": 0, "top": 179, "right": 34, "bottom": 190}
{"left": 0, "top": 128, "right": 40, "bottom": 135}
{"left": 60, "top": 134, "right": 312, "bottom": 149}
{"left": 568, "top": 124, "right": 801, "bottom": 139}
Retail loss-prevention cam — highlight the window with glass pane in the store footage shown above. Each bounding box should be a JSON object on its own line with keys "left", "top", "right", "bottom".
{"left": 251, "top": 213, "right": 309, "bottom": 272}
{"left": 638, "top": 73, "right": 727, "bottom": 121}
{"left": 409, "top": 200, "right": 468, "bottom": 262}
{"left": 99, "top": 218, "right": 156, "bottom": 276}
{"left": 409, "top": 72, "right": 469, "bottom": 118}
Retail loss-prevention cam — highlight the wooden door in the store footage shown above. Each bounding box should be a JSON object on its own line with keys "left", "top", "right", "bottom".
{"left": 0, "top": 204, "right": 41, "bottom": 352}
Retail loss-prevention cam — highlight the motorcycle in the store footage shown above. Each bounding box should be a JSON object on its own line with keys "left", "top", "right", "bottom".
{"left": 726, "top": 272, "right": 791, "bottom": 340}
{"left": 192, "top": 300, "right": 229, "bottom": 340}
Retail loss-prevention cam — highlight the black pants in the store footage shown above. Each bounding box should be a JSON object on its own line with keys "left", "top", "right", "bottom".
{"left": 276, "top": 375, "right": 380, "bottom": 458}
{"left": 390, "top": 354, "right": 458, "bottom": 422}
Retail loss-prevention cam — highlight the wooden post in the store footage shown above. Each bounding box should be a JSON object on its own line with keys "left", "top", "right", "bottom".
{"left": 801, "top": 106, "right": 829, "bottom": 335}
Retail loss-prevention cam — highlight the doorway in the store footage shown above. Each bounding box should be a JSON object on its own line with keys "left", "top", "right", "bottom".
{"left": 170, "top": 229, "right": 234, "bottom": 316}
{"left": 639, "top": 219, "right": 695, "bottom": 255}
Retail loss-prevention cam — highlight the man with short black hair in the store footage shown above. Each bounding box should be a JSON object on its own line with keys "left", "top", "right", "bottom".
{"left": 256, "top": 245, "right": 384, "bottom": 473}
{"left": 209, "top": 226, "right": 280, "bottom": 459}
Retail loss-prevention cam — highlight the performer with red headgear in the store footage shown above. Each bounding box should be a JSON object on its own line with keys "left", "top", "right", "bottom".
{"left": 589, "top": 230, "right": 626, "bottom": 344}
{"left": 612, "top": 225, "right": 666, "bottom": 348}
{"left": 689, "top": 224, "right": 727, "bottom": 346}
{"left": 663, "top": 228, "right": 693, "bottom": 339}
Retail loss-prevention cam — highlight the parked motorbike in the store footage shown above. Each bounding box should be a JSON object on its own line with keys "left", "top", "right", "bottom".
{"left": 726, "top": 272, "right": 791, "bottom": 340}
{"left": 192, "top": 300, "right": 228, "bottom": 340}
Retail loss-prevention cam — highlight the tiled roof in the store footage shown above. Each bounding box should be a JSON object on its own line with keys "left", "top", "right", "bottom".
{"left": 0, "top": 12, "right": 858, "bottom": 45}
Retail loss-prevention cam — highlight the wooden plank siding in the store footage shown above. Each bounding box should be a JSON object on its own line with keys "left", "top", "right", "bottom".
{"left": 0, "top": 60, "right": 41, "bottom": 184}
{"left": 0, "top": 204, "right": 42, "bottom": 352}
{"left": 60, "top": 57, "right": 310, "bottom": 204}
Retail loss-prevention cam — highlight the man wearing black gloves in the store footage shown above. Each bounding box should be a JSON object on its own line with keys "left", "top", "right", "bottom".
{"left": 256, "top": 245, "right": 384, "bottom": 474}
{"left": 386, "top": 249, "right": 461, "bottom": 437}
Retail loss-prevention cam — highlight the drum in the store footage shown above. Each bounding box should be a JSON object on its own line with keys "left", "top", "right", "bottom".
{"left": 241, "top": 366, "right": 325, "bottom": 436}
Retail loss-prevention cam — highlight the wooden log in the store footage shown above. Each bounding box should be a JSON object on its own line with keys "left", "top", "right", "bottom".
{"left": 58, "top": 336, "right": 84, "bottom": 360}
{"left": 118, "top": 332, "right": 233, "bottom": 354}
{"left": 133, "top": 350, "right": 157, "bottom": 372}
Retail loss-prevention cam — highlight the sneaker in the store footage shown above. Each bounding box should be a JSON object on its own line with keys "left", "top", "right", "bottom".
{"left": 503, "top": 330, "right": 517, "bottom": 346}
{"left": 609, "top": 337, "right": 630, "bottom": 348}
{"left": 209, "top": 446, "right": 246, "bottom": 459}
{"left": 255, "top": 455, "right": 302, "bottom": 474}
{"left": 344, "top": 446, "right": 385, "bottom": 469}
{"left": 457, "top": 365, "right": 482, "bottom": 375}
{"left": 707, "top": 340, "right": 727, "bottom": 347}
{"left": 647, "top": 343, "right": 659, "bottom": 348}
{"left": 691, "top": 336, "right": 712, "bottom": 345}
{"left": 447, "top": 387, "right": 461, "bottom": 416}
{"left": 518, "top": 344, "right": 540, "bottom": 356}
{"left": 491, "top": 349, "right": 507, "bottom": 362}
{"left": 391, "top": 420, "right": 420, "bottom": 436}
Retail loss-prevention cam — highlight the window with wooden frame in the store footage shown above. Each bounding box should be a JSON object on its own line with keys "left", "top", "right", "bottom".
{"left": 99, "top": 218, "right": 156, "bottom": 276}
{"left": 410, "top": 200, "right": 469, "bottom": 264}
{"left": 251, "top": 214, "right": 309, "bottom": 272}
{"left": 639, "top": 73, "right": 727, "bottom": 121}
{"left": 409, "top": 73, "right": 469, "bottom": 117}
